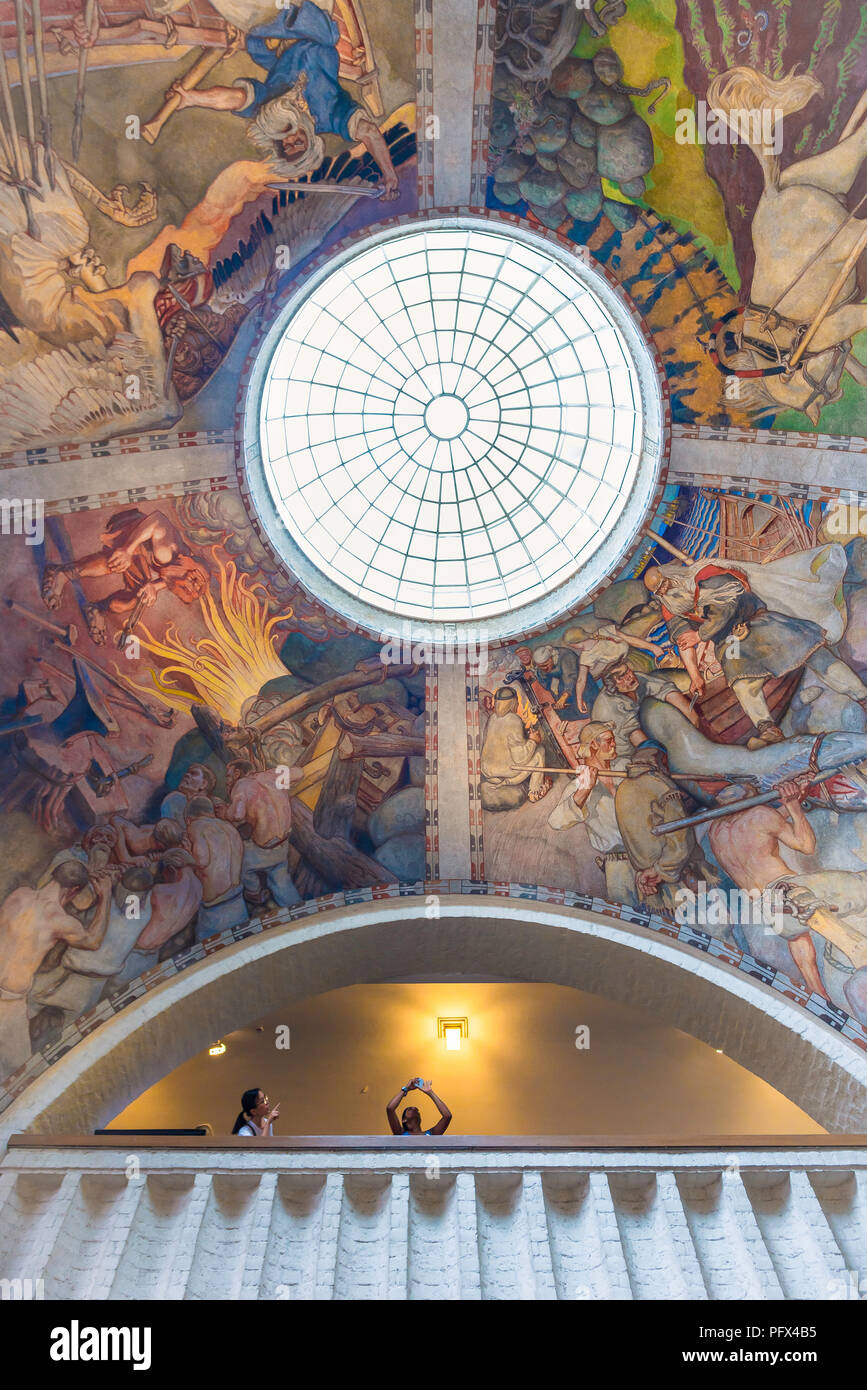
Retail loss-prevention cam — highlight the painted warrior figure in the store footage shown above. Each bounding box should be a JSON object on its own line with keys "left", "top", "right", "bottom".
{"left": 165, "top": 1, "right": 399, "bottom": 196}
{"left": 156, "top": 244, "right": 250, "bottom": 402}
{"left": 709, "top": 67, "right": 867, "bottom": 421}
{"left": 644, "top": 549, "right": 867, "bottom": 748}
{"left": 41, "top": 508, "right": 209, "bottom": 645}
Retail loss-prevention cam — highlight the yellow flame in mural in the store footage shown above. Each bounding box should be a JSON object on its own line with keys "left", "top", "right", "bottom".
{"left": 513, "top": 683, "right": 538, "bottom": 728}
{"left": 119, "top": 552, "right": 293, "bottom": 724}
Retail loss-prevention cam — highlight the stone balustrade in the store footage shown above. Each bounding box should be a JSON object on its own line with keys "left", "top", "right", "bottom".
{"left": 1, "top": 1136, "right": 866, "bottom": 1301}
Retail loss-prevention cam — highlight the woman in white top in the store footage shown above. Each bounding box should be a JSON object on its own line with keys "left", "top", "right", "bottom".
{"left": 232, "top": 1087, "right": 280, "bottom": 1136}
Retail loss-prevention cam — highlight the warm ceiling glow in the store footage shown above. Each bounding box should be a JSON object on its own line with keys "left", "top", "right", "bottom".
{"left": 208, "top": 1042, "right": 227, "bottom": 1057}
{"left": 444, "top": 1026, "right": 462, "bottom": 1051}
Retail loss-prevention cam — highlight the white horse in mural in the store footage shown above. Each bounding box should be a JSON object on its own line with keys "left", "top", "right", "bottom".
{"left": 708, "top": 67, "right": 867, "bottom": 423}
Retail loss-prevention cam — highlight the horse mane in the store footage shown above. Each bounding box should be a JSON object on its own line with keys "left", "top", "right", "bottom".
{"left": 706, "top": 66, "right": 823, "bottom": 187}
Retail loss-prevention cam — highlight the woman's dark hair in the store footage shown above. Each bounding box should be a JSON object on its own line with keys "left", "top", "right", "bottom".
{"left": 232, "top": 1087, "right": 262, "bottom": 1134}
{"left": 400, "top": 1105, "right": 419, "bottom": 1134}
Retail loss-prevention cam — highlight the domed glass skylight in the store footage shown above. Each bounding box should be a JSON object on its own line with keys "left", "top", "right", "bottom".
{"left": 243, "top": 220, "right": 664, "bottom": 638}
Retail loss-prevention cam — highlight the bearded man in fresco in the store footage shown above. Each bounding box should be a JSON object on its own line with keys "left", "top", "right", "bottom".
{"left": 165, "top": 0, "right": 399, "bottom": 198}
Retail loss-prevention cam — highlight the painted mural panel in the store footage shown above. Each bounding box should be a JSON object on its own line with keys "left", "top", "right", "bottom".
{"left": 478, "top": 485, "right": 867, "bottom": 1029}
{"left": 0, "top": 487, "right": 426, "bottom": 1084}
{"left": 3, "top": 0, "right": 867, "bottom": 1106}
{"left": 487, "top": 0, "right": 867, "bottom": 435}
{"left": 0, "top": 0, "right": 417, "bottom": 452}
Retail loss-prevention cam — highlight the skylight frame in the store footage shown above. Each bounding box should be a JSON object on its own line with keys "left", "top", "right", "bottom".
{"left": 242, "top": 216, "right": 666, "bottom": 644}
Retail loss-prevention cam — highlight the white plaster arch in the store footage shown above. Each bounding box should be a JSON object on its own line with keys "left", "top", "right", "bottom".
{"left": 3, "top": 896, "right": 867, "bottom": 1146}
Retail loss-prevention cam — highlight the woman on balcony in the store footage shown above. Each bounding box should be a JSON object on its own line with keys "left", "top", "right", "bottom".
{"left": 386, "top": 1079, "right": 452, "bottom": 1136}
{"left": 232, "top": 1088, "right": 281, "bottom": 1136}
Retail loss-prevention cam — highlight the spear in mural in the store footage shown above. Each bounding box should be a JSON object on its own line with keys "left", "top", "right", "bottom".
{"left": 30, "top": 0, "right": 57, "bottom": 189}
{"left": 650, "top": 759, "right": 867, "bottom": 835}
{"left": 786, "top": 220, "right": 867, "bottom": 372}
{"left": 511, "top": 765, "right": 726, "bottom": 782}
{"left": 70, "top": 0, "right": 96, "bottom": 162}
{"left": 13, "top": 0, "right": 40, "bottom": 184}
{"left": 0, "top": 33, "right": 40, "bottom": 238}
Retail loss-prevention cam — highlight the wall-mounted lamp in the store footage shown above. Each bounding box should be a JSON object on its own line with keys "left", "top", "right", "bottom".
{"left": 437, "top": 1017, "right": 469, "bottom": 1051}
{"left": 208, "top": 1041, "right": 227, "bottom": 1057}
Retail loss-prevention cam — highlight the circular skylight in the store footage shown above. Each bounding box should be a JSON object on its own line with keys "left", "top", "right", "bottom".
{"left": 242, "top": 219, "right": 664, "bottom": 639}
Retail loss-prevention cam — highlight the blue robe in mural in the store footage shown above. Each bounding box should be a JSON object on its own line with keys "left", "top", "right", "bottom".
{"left": 233, "top": 0, "right": 361, "bottom": 140}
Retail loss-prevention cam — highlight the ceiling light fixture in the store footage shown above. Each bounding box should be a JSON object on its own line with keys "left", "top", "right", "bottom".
{"left": 437, "top": 1017, "right": 469, "bottom": 1050}
{"left": 209, "top": 1041, "right": 226, "bottom": 1057}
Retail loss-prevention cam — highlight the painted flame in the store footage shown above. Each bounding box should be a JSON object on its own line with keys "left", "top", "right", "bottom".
{"left": 117, "top": 552, "right": 293, "bottom": 724}
{"left": 513, "top": 684, "right": 538, "bottom": 728}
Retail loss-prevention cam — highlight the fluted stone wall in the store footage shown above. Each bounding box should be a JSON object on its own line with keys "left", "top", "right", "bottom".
{"left": 1, "top": 1144, "right": 865, "bottom": 1301}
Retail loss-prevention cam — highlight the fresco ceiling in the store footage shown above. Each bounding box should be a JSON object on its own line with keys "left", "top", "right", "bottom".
{"left": 1, "top": 0, "right": 867, "bottom": 1116}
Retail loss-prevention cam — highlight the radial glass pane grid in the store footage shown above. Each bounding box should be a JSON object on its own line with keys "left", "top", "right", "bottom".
{"left": 254, "top": 222, "right": 655, "bottom": 628}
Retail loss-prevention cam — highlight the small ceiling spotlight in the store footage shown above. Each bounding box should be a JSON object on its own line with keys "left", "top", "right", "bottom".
{"left": 437, "top": 1017, "right": 469, "bottom": 1051}
{"left": 209, "top": 1041, "right": 227, "bottom": 1057}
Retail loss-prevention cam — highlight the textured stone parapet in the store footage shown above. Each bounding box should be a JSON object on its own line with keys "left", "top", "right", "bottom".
{"left": 1, "top": 1145, "right": 865, "bottom": 1301}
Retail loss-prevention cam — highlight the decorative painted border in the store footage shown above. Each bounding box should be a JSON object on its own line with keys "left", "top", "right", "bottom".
{"left": 39, "top": 475, "right": 233, "bottom": 519}
{"left": 465, "top": 662, "right": 485, "bottom": 880}
{"left": 3, "top": 877, "right": 863, "bottom": 1115}
{"left": 425, "top": 660, "right": 439, "bottom": 880}
{"left": 469, "top": 0, "right": 496, "bottom": 207}
{"left": 0, "top": 429, "right": 235, "bottom": 471}
{"left": 673, "top": 423, "right": 867, "bottom": 454}
{"left": 8, "top": 419, "right": 867, "bottom": 474}
{"left": 415, "top": 0, "right": 434, "bottom": 209}
{"left": 667, "top": 473, "right": 867, "bottom": 504}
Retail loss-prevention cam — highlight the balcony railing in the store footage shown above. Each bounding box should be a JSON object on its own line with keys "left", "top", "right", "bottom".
{"left": 1, "top": 1135, "right": 865, "bottom": 1300}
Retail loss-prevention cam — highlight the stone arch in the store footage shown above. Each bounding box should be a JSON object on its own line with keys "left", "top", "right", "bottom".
{"left": 3, "top": 895, "right": 866, "bottom": 1145}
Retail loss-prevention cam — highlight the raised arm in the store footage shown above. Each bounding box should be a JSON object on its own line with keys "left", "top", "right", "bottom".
{"left": 573, "top": 659, "right": 589, "bottom": 714}
{"left": 776, "top": 781, "right": 817, "bottom": 856}
{"left": 386, "top": 1080, "right": 414, "bottom": 1134}
{"left": 614, "top": 628, "right": 665, "bottom": 658}
{"left": 353, "top": 115, "right": 399, "bottom": 199}
{"left": 418, "top": 1081, "right": 452, "bottom": 1135}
